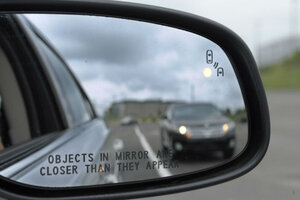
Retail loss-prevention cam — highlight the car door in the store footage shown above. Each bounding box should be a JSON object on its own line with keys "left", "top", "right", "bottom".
{"left": 0, "top": 14, "right": 109, "bottom": 186}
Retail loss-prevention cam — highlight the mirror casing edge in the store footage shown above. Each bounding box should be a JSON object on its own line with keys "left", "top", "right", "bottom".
{"left": 0, "top": 1, "right": 270, "bottom": 199}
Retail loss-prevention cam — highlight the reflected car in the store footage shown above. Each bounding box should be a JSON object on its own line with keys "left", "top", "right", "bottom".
{"left": 160, "top": 103, "right": 236, "bottom": 158}
{"left": 120, "top": 116, "right": 138, "bottom": 126}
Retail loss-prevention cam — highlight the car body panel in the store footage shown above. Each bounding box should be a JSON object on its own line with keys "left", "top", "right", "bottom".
{"left": 0, "top": 119, "right": 109, "bottom": 187}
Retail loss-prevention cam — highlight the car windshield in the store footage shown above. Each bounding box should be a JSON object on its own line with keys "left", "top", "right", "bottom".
{"left": 172, "top": 104, "right": 222, "bottom": 120}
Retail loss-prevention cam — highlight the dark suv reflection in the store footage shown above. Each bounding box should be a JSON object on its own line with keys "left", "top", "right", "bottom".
{"left": 160, "top": 103, "right": 236, "bottom": 159}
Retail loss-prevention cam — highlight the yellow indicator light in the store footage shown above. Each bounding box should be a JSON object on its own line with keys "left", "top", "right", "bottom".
{"left": 98, "top": 167, "right": 105, "bottom": 172}
{"left": 179, "top": 126, "right": 187, "bottom": 135}
{"left": 203, "top": 67, "right": 212, "bottom": 78}
{"left": 222, "top": 123, "right": 229, "bottom": 133}
{"left": 186, "top": 133, "right": 191, "bottom": 138}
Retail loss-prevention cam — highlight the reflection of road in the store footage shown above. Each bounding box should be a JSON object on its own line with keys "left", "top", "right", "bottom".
{"left": 90, "top": 121, "right": 247, "bottom": 184}
{"left": 142, "top": 91, "right": 300, "bottom": 200}
{"left": 138, "top": 123, "right": 246, "bottom": 176}
{"left": 94, "top": 125, "right": 160, "bottom": 184}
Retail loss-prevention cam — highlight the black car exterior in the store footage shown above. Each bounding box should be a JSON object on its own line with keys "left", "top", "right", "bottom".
{"left": 160, "top": 103, "right": 236, "bottom": 158}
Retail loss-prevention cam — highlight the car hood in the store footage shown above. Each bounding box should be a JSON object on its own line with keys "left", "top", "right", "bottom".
{"left": 172, "top": 115, "right": 230, "bottom": 127}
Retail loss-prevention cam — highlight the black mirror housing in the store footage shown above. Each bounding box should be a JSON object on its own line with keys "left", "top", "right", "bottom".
{"left": 0, "top": 0, "right": 270, "bottom": 199}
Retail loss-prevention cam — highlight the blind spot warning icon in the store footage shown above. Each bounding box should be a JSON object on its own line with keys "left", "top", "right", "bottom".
{"left": 217, "top": 68, "right": 224, "bottom": 77}
{"left": 213, "top": 62, "right": 219, "bottom": 69}
{"left": 206, "top": 50, "right": 213, "bottom": 64}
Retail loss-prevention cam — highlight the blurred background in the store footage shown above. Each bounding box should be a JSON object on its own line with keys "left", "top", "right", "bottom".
{"left": 112, "top": 0, "right": 300, "bottom": 200}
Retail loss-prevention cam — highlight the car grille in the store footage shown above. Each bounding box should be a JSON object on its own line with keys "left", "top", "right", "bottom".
{"left": 189, "top": 125, "right": 222, "bottom": 138}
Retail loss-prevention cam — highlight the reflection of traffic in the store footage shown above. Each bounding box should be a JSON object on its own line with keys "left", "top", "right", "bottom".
{"left": 160, "top": 103, "right": 236, "bottom": 159}
{"left": 121, "top": 116, "right": 138, "bottom": 126}
{"left": 96, "top": 100, "right": 247, "bottom": 184}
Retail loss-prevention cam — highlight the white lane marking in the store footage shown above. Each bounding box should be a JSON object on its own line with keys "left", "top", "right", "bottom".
{"left": 104, "top": 174, "right": 119, "bottom": 184}
{"left": 134, "top": 125, "right": 172, "bottom": 177}
{"left": 113, "top": 138, "right": 124, "bottom": 151}
{"left": 106, "top": 138, "right": 124, "bottom": 183}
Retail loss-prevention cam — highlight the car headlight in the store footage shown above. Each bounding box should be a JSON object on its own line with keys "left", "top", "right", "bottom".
{"left": 178, "top": 126, "right": 187, "bottom": 135}
{"left": 178, "top": 125, "right": 191, "bottom": 138}
{"left": 169, "top": 124, "right": 190, "bottom": 137}
{"left": 222, "top": 122, "right": 235, "bottom": 134}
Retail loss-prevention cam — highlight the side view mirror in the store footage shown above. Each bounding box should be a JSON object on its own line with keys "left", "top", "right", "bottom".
{"left": 0, "top": 1, "right": 270, "bottom": 199}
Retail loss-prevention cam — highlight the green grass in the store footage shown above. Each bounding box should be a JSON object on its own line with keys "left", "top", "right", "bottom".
{"left": 260, "top": 51, "right": 300, "bottom": 90}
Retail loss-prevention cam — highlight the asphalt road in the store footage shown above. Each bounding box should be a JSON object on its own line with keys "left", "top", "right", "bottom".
{"left": 1, "top": 91, "right": 297, "bottom": 200}
{"left": 139, "top": 90, "right": 300, "bottom": 200}
{"left": 91, "top": 117, "right": 247, "bottom": 184}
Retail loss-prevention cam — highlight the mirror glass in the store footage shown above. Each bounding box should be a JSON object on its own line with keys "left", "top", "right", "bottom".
{"left": 0, "top": 14, "right": 248, "bottom": 187}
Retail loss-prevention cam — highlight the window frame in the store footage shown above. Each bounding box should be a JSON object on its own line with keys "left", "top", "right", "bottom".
{"left": 16, "top": 15, "right": 97, "bottom": 128}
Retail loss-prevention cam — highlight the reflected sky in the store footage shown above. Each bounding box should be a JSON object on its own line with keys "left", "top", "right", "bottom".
{"left": 26, "top": 14, "right": 245, "bottom": 114}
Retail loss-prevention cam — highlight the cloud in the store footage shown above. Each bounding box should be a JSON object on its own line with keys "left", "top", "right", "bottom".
{"left": 26, "top": 14, "right": 245, "bottom": 113}
{"left": 28, "top": 15, "right": 155, "bottom": 65}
